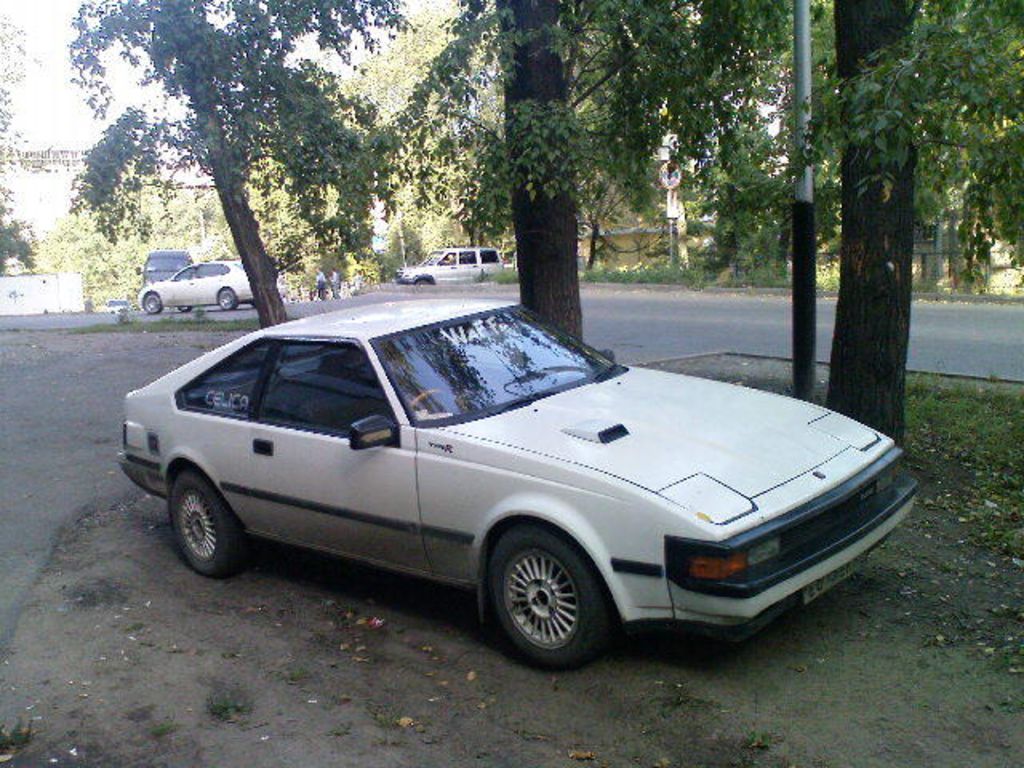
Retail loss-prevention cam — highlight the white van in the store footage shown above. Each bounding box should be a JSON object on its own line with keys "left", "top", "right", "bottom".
{"left": 395, "top": 247, "right": 504, "bottom": 285}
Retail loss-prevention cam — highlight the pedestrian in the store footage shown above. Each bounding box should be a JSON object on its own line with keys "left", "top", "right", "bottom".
{"left": 276, "top": 272, "right": 288, "bottom": 303}
{"left": 330, "top": 268, "right": 340, "bottom": 300}
{"left": 315, "top": 269, "right": 327, "bottom": 301}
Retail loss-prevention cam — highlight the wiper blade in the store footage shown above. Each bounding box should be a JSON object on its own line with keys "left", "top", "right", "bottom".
{"left": 594, "top": 363, "right": 627, "bottom": 382}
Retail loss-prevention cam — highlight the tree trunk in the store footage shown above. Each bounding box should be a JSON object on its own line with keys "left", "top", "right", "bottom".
{"left": 587, "top": 218, "right": 600, "bottom": 270}
{"left": 827, "top": 0, "right": 917, "bottom": 441}
{"left": 186, "top": 80, "right": 287, "bottom": 328}
{"left": 500, "top": 0, "right": 582, "bottom": 338}
{"left": 210, "top": 159, "right": 287, "bottom": 328}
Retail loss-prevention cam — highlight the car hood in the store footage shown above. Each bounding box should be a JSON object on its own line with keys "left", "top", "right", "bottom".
{"left": 442, "top": 367, "right": 881, "bottom": 500}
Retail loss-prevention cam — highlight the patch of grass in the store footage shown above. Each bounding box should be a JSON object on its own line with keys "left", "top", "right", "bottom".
{"left": 0, "top": 720, "right": 33, "bottom": 752}
{"left": 206, "top": 692, "right": 253, "bottom": 722}
{"left": 745, "top": 731, "right": 775, "bottom": 750}
{"left": 149, "top": 721, "right": 180, "bottom": 739}
{"left": 71, "top": 318, "right": 259, "bottom": 334}
{"left": 582, "top": 264, "right": 706, "bottom": 288}
{"left": 284, "top": 666, "right": 311, "bottom": 685}
{"left": 905, "top": 379, "right": 1024, "bottom": 557}
{"left": 492, "top": 269, "right": 520, "bottom": 284}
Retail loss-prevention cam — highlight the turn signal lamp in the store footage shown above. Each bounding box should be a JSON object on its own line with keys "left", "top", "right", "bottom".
{"left": 688, "top": 552, "right": 748, "bottom": 580}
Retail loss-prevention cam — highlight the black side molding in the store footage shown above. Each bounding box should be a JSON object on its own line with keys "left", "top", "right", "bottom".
{"left": 123, "top": 453, "right": 161, "bottom": 472}
{"left": 219, "top": 482, "right": 475, "bottom": 546}
{"left": 611, "top": 558, "right": 664, "bottom": 577}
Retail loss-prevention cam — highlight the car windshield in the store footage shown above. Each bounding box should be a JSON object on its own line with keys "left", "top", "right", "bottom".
{"left": 374, "top": 308, "right": 623, "bottom": 426}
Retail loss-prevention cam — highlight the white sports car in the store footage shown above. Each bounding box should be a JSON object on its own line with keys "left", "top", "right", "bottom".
{"left": 138, "top": 260, "right": 253, "bottom": 314}
{"left": 119, "top": 300, "right": 916, "bottom": 667}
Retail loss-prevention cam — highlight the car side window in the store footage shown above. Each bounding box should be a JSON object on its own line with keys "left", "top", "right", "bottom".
{"left": 174, "top": 267, "right": 196, "bottom": 281}
{"left": 438, "top": 253, "right": 455, "bottom": 266}
{"left": 178, "top": 341, "right": 272, "bottom": 417}
{"left": 197, "top": 264, "right": 229, "bottom": 278}
{"left": 458, "top": 251, "right": 477, "bottom": 266}
{"left": 480, "top": 249, "right": 499, "bottom": 264}
{"left": 258, "top": 343, "right": 391, "bottom": 436}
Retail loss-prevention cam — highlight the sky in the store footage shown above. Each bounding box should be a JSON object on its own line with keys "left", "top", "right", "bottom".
{"left": 1, "top": 0, "right": 424, "bottom": 153}
{"left": 3, "top": 0, "right": 113, "bottom": 150}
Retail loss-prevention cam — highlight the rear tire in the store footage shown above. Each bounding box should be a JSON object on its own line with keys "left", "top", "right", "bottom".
{"left": 488, "top": 525, "right": 612, "bottom": 669}
{"left": 169, "top": 470, "right": 249, "bottom": 578}
{"left": 142, "top": 292, "right": 163, "bottom": 315}
{"left": 413, "top": 277, "right": 434, "bottom": 286}
{"left": 217, "top": 287, "right": 238, "bottom": 311}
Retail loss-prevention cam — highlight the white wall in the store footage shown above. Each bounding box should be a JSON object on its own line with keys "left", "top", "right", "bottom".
{"left": 0, "top": 273, "right": 85, "bottom": 315}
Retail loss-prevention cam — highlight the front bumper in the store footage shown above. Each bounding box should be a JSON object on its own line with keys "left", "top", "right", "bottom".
{"left": 628, "top": 451, "right": 917, "bottom": 640}
{"left": 118, "top": 451, "right": 167, "bottom": 498}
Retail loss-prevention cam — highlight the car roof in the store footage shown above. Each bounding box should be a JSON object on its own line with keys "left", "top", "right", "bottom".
{"left": 263, "top": 299, "right": 515, "bottom": 342}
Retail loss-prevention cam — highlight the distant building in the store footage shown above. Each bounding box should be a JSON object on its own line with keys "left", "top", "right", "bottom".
{"left": 0, "top": 272, "right": 84, "bottom": 315}
{"left": 1, "top": 149, "right": 87, "bottom": 238}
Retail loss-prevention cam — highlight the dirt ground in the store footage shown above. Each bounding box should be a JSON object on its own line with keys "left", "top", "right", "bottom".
{"left": 1, "top": 333, "right": 1022, "bottom": 768}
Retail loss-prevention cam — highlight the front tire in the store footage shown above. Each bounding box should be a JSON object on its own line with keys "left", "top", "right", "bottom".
{"left": 142, "top": 292, "right": 163, "bottom": 315}
{"left": 413, "top": 276, "right": 434, "bottom": 286}
{"left": 488, "top": 525, "right": 613, "bottom": 668}
{"left": 217, "top": 287, "right": 238, "bottom": 311}
{"left": 169, "top": 470, "right": 249, "bottom": 578}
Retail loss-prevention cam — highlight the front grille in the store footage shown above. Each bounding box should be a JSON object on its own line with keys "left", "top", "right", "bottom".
{"left": 665, "top": 452, "right": 915, "bottom": 598}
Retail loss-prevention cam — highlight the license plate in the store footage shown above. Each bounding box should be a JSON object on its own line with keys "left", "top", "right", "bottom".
{"left": 802, "top": 559, "right": 859, "bottom": 605}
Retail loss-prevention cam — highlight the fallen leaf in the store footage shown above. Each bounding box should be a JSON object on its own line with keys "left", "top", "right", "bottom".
{"left": 466, "top": 670, "right": 477, "bottom": 682}
{"left": 396, "top": 717, "right": 415, "bottom": 728}
{"left": 568, "top": 750, "right": 596, "bottom": 761}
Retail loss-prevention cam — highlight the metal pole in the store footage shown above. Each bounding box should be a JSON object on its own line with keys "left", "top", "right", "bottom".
{"left": 668, "top": 189, "right": 679, "bottom": 268}
{"left": 792, "top": 0, "right": 816, "bottom": 400}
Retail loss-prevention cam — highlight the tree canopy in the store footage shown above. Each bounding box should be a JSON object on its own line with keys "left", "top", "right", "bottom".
{"left": 71, "top": 0, "right": 402, "bottom": 325}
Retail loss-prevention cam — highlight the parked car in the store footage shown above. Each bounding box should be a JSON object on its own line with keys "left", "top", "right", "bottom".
{"left": 395, "top": 247, "right": 504, "bottom": 285}
{"left": 142, "top": 250, "right": 192, "bottom": 286}
{"left": 105, "top": 298, "right": 131, "bottom": 316}
{"left": 138, "top": 261, "right": 253, "bottom": 314}
{"left": 119, "top": 300, "right": 916, "bottom": 668}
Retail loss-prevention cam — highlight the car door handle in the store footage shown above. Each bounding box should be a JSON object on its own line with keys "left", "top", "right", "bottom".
{"left": 253, "top": 439, "right": 274, "bottom": 456}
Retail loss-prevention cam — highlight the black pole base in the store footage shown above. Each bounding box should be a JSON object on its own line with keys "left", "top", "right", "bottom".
{"left": 792, "top": 200, "right": 816, "bottom": 401}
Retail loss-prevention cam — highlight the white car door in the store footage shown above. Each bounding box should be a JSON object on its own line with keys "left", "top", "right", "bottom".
{"left": 174, "top": 340, "right": 273, "bottom": 514}
{"left": 454, "top": 250, "right": 481, "bottom": 283}
{"left": 194, "top": 263, "right": 228, "bottom": 304}
{"left": 164, "top": 266, "right": 196, "bottom": 304}
{"left": 242, "top": 340, "right": 428, "bottom": 571}
{"left": 479, "top": 249, "right": 502, "bottom": 277}
{"left": 433, "top": 251, "right": 461, "bottom": 283}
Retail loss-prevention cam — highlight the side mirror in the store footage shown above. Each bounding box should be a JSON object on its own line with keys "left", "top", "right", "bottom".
{"left": 349, "top": 414, "right": 399, "bottom": 450}
{"left": 600, "top": 349, "right": 616, "bottom": 363}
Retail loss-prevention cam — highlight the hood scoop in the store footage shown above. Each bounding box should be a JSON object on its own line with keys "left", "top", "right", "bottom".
{"left": 562, "top": 420, "right": 630, "bottom": 444}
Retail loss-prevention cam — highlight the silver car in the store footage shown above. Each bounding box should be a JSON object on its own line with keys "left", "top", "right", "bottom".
{"left": 138, "top": 261, "right": 253, "bottom": 314}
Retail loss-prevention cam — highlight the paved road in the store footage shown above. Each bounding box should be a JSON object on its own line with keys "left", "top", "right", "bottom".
{"left": 5, "top": 285, "right": 1020, "bottom": 379}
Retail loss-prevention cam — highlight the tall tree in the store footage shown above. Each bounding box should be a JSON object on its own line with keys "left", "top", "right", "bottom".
{"left": 72, "top": 0, "right": 399, "bottom": 327}
{"left": 499, "top": 0, "right": 582, "bottom": 335}
{"left": 403, "top": 1, "right": 786, "bottom": 335}
{"left": 827, "top": 0, "right": 917, "bottom": 440}
{"left": 825, "top": 0, "right": 1023, "bottom": 439}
